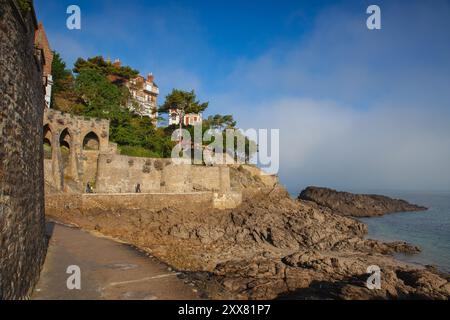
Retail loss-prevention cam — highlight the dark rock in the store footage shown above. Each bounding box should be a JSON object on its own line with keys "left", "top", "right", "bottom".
{"left": 298, "top": 186, "right": 427, "bottom": 217}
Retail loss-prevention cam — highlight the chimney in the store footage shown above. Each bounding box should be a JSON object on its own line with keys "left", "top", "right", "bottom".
{"left": 113, "top": 59, "right": 121, "bottom": 67}
{"left": 147, "top": 73, "right": 154, "bottom": 83}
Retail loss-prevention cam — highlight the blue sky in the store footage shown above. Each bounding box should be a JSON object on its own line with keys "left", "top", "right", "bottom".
{"left": 34, "top": 0, "right": 450, "bottom": 193}
{"left": 34, "top": 0, "right": 336, "bottom": 99}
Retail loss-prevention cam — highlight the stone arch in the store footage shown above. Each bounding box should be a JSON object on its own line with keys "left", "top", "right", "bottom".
{"left": 59, "top": 128, "right": 72, "bottom": 178}
{"left": 43, "top": 124, "right": 52, "bottom": 159}
{"left": 83, "top": 131, "right": 100, "bottom": 151}
{"left": 59, "top": 128, "right": 71, "bottom": 149}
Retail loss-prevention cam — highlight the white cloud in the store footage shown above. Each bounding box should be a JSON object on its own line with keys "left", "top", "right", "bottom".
{"left": 237, "top": 98, "right": 450, "bottom": 193}
{"left": 213, "top": 1, "right": 450, "bottom": 193}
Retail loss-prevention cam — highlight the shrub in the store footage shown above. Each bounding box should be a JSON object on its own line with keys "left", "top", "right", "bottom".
{"left": 119, "top": 145, "right": 160, "bottom": 158}
{"left": 17, "top": 0, "right": 31, "bottom": 16}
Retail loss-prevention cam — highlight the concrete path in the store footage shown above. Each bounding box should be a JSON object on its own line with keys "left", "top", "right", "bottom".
{"left": 32, "top": 222, "right": 200, "bottom": 300}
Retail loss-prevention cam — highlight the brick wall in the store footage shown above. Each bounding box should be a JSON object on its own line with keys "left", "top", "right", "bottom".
{"left": 34, "top": 22, "right": 53, "bottom": 77}
{"left": 0, "top": 0, "right": 47, "bottom": 299}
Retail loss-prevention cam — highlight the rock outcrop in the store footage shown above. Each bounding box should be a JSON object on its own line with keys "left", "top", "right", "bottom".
{"left": 298, "top": 187, "right": 427, "bottom": 217}
{"left": 45, "top": 166, "right": 449, "bottom": 300}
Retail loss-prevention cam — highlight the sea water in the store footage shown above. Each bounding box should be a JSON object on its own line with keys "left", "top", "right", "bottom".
{"left": 359, "top": 192, "right": 450, "bottom": 273}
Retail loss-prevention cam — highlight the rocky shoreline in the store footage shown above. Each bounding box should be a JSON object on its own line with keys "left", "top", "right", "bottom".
{"left": 45, "top": 166, "right": 449, "bottom": 300}
{"left": 298, "top": 186, "right": 428, "bottom": 217}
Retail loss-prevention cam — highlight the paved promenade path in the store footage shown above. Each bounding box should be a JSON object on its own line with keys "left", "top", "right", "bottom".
{"left": 32, "top": 222, "right": 200, "bottom": 300}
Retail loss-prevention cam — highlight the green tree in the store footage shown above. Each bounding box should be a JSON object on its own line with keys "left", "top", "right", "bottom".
{"left": 159, "top": 89, "right": 209, "bottom": 117}
{"left": 47, "top": 54, "right": 175, "bottom": 158}
{"left": 51, "top": 52, "right": 72, "bottom": 94}
{"left": 73, "top": 56, "right": 139, "bottom": 79}
{"left": 73, "top": 67, "right": 174, "bottom": 157}
{"left": 51, "top": 52, "right": 76, "bottom": 111}
{"left": 49, "top": 54, "right": 254, "bottom": 160}
{"left": 74, "top": 69, "right": 126, "bottom": 117}
{"left": 204, "top": 114, "right": 237, "bottom": 130}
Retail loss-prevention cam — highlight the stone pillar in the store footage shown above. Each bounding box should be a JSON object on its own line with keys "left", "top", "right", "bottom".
{"left": 51, "top": 131, "right": 62, "bottom": 190}
{"left": 218, "top": 166, "right": 231, "bottom": 193}
{"left": 68, "top": 144, "right": 79, "bottom": 182}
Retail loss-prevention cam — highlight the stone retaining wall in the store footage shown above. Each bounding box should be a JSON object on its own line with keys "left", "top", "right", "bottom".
{"left": 45, "top": 192, "right": 218, "bottom": 214}
{"left": 95, "top": 154, "right": 232, "bottom": 194}
{"left": 0, "top": 0, "right": 47, "bottom": 299}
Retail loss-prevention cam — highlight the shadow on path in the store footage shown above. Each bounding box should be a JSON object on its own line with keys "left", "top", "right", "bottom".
{"left": 32, "top": 222, "right": 200, "bottom": 300}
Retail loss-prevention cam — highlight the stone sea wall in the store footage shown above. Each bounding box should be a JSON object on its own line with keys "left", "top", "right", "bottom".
{"left": 46, "top": 192, "right": 214, "bottom": 214}
{"left": 0, "top": 0, "right": 47, "bottom": 299}
{"left": 95, "top": 154, "right": 232, "bottom": 194}
{"left": 46, "top": 190, "right": 242, "bottom": 213}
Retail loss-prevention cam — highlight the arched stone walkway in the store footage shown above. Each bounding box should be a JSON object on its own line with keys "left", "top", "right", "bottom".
{"left": 43, "top": 109, "right": 111, "bottom": 191}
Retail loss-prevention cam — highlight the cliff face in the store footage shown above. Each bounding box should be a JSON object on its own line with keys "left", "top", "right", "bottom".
{"left": 45, "top": 166, "right": 450, "bottom": 300}
{"left": 298, "top": 187, "right": 427, "bottom": 217}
